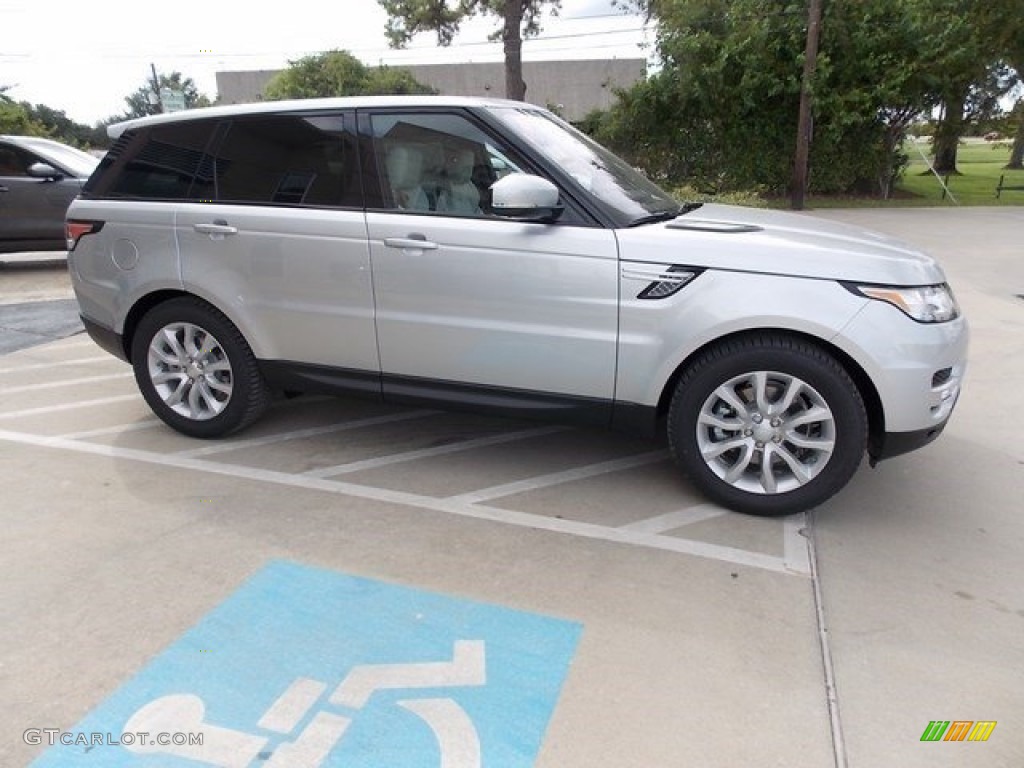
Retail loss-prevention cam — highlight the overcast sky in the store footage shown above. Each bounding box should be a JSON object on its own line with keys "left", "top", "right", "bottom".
{"left": 1, "top": 0, "right": 650, "bottom": 125}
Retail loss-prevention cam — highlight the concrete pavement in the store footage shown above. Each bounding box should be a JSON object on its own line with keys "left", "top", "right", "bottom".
{"left": 1, "top": 207, "right": 1021, "bottom": 767}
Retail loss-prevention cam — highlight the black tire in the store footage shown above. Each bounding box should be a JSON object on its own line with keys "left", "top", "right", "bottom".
{"left": 667, "top": 334, "right": 867, "bottom": 516}
{"left": 131, "top": 297, "right": 271, "bottom": 438}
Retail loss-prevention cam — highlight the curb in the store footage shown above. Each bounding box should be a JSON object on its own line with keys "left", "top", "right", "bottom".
{"left": 0, "top": 252, "right": 69, "bottom": 269}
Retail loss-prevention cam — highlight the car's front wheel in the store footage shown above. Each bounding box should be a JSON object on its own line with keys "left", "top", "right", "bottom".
{"left": 667, "top": 334, "right": 867, "bottom": 516}
{"left": 131, "top": 297, "right": 270, "bottom": 438}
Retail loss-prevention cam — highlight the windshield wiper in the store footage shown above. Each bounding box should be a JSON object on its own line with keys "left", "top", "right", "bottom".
{"left": 628, "top": 201, "right": 704, "bottom": 228}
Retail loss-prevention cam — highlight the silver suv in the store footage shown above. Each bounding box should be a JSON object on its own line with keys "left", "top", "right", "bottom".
{"left": 66, "top": 96, "right": 967, "bottom": 515}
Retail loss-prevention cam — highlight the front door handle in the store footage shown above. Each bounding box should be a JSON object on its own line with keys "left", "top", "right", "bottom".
{"left": 0, "top": 185, "right": 9, "bottom": 193}
{"left": 384, "top": 234, "right": 438, "bottom": 251}
{"left": 193, "top": 221, "right": 238, "bottom": 236}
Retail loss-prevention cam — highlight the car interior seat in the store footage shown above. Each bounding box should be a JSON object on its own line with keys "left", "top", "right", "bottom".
{"left": 438, "top": 147, "right": 481, "bottom": 215}
{"left": 384, "top": 144, "right": 429, "bottom": 211}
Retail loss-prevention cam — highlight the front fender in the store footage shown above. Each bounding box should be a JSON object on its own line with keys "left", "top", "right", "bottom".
{"left": 616, "top": 269, "right": 869, "bottom": 407}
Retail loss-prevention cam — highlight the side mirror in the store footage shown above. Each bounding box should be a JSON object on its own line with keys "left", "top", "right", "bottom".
{"left": 28, "top": 162, "right": 63, "bottom": 180}
{"left": 490, "top": 174, "right": 563, "bottom": 223}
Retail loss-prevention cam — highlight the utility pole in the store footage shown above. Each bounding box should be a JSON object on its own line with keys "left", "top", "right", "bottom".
{"left": 791, "top": 0, "right": 823, "bottom": 210}
{"left": 150, "top": 62, "right": 164, "bottom": 114}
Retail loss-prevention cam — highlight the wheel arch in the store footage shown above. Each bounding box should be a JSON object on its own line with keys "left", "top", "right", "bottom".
{"left": 655, "top": 328, "right": 885, "bottom": 453}
{"left": 121, "top": 289, "right": 196, "bottom": 363}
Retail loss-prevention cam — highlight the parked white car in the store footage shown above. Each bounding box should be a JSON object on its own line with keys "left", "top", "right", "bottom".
{"left": 66, "top": 96, "right": 967, "bottom": 515}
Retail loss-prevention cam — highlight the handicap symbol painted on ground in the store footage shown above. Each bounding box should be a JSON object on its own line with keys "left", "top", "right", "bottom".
{"left": 121, "top": 639, "right": 486, "bottom": 767}
{"left": 30, "top": 561, "right": 582, "bottom": 767}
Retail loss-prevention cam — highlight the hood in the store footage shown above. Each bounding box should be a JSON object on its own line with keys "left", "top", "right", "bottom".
{"left": 615, "top": 203, "right": 946, "bottom": 285}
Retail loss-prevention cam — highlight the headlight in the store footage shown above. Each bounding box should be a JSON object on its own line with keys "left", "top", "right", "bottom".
{"left": 848, "top": 283, "right": 960, "bottom": 323}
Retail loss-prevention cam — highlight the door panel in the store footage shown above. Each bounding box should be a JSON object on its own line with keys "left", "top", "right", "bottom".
{"left": 367, "top": 212, "right": 619, "bottom": 399}
{"left": 176, "top": 204, "right": 376, "bottom": 371}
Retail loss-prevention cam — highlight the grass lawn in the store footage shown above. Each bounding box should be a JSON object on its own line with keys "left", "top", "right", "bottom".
{"left": 893, "top": 139, "right": 1024, "bottom": 206}
{"left": 775, "top": 138, "right": 1024, "bottom": 209}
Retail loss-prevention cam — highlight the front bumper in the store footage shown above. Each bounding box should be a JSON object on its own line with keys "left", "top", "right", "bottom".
{"left": 871, "top": 419, "right": 951, "bottom": 464}
{"left": 836, "top": 299, "right": 967, "bottom": 460}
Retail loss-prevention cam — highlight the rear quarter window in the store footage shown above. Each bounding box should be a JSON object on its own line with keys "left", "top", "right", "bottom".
{"left": 84, "top": 121, "right": 216, "bottom": 200}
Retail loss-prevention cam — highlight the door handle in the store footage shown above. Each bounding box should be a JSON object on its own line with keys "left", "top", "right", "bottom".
{"left": 193, "top": 221, "right": 238, "bottom": 236}
{"left": 384, "top": 235, "right": 438, "bottom": 251}
{"left": 0, "top": 185, "right": 8, "bottom": 193}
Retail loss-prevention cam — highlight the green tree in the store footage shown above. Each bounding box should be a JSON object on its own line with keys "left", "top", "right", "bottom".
{"left": 15, "top": 102, "right": 100, "bottom": 148}
{"left": 1008, "top": 99, "right": 1024, "bottom": 169}
{"left": 121, "top": 72, "right": 211, "bottom": 120}
{"left": 920, "top": 0, "right": 1022, "bottom": 173}
{"left": 0, "top": 87, "right": 49, "bottom": 136}
{"left": 599, "top": 0, "right": 1013, "bottom": 196}
{"left": 263, "top": 50, "right": 435, "bottom": 100}
{"left": 998, "top": 1, "right": 1024, "bottom": 169}
{"left": 378, "top": 0, "right": 561, "bottom": 100}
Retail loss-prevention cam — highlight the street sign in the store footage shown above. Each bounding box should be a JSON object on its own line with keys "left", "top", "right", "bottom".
{"left": 30, "top": 561, "right": 582, "bottom": 767}
{"left": 160, "top": 88, "right": 187, "bottom": 113}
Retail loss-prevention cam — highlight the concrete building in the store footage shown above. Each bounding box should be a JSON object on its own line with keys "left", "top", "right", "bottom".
{"left": 215, "top": 59, "right": 647, "bottom": 121}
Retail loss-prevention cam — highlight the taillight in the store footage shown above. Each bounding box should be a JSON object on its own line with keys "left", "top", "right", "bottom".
{"left": 66, "top": 220, "right": 103, "bottom": 251}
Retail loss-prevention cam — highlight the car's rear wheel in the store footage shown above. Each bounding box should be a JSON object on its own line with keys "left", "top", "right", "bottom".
{"left": 667, "top": 334, "right": 867, "bottom": 516}
{"left": 131, "top": 297, "right": 270, "bottom": 438}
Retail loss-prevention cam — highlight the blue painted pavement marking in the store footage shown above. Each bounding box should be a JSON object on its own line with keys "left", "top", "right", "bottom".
{"left": 31, "top": 560, "right": 582, "bottom": 767}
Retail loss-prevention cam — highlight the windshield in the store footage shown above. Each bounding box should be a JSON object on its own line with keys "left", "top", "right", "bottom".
{"left": 487, "top": 106, "right": 680, "bottom": 225}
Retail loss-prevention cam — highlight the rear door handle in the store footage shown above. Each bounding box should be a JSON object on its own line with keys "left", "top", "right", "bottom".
{"left": 0, "top": 185, "right": 8, "bottom": 193}
{"left": 384, "top": 234, "right": 438, "bottom": 251}
{"left": 193, "top": 221, "right": 238, "bottom": 236}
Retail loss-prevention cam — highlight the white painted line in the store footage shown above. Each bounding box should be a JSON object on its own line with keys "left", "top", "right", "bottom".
{"left": 264, "top": 711, "right": 351, "bottom": 768}
{"left": 0, "top": 355, "right": 112, "bottom": 374}
{"left": 0, "top": 428, "right": 805, "bottom": 576}
{"left": 448, "top": 450, "right": 667, "bottom": 504}
{"left": 0, "top": 394, "right": 139, "bottom": 420}
{"left": 330, "top": 640, "right": 485, "bottom": 709}
{"left": 619, "top": 503, "right": 728, "bottom": 534}
{"left": 59, "top": 418, "right": 163, "bottom": 439}
{"left": 175, "top": 411, "right": 437, "bottom": 458}
{"left": 257, "top": 678, "right": 327, "bottom": 734}
{"left": 304, "top": 425, "right": 568, "bottom": 478}
{"left": 783, "top": 513, "right": 812, "bottom": 576}
{"left": 0, "top": 371, "right": 133, "bottom": 395}
{"left": 122, "top": 693, "right": 268, "bottom": 765}
{"left": 807, "top": 510, "right": 849, "bottom": 768}
{"left": 398, "top": 698, "right": 481, "bottom": 768}
{"left": 48, "top": 335, "right": 92, "bottom": 345}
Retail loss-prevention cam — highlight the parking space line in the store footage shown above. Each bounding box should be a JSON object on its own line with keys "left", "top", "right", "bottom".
{"left": 619, "top": 503, "right": 728, "bottom": 534}
{"left": 0, "top": 394, "right": 139, "bottom": 420}
{"left": 783, "top": 514, "right": 812, "bottom": 576}
{"left": 0, "top": 427, "right": 806, "bottom": 576}
{"left": 58, "top": 418, "right": 163, "bottom": 439}
{"left": 0, "top": 371, "right": 133, "bottom": 395}
{"left": 0, "top": 355, "right": 113, "bottom": 374}
{"left": 447, "top": 451, "right": 667, "bottom": 504}
{"left": 174, "top": 410, "right": 438, "bottom": 458}
{"left": 304, "top": 425, "right": 568, "bottom": 478}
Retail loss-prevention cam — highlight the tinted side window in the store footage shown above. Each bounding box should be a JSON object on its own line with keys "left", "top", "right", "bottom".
{"left": 0, "top": 144, "right": 38, "bottom": 177}
{"left": 84, "top": 122, "right": 216, "bottom": 200}
{"left": 212, "top": 114, "right": 359, "bottom": 208}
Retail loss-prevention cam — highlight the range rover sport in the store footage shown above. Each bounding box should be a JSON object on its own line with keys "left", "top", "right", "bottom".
{"left": 66, "top": 96, "right": 968, "bottom": 515}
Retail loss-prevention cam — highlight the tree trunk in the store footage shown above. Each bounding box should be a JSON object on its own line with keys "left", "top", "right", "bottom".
{"left": 790, "top": 0, "right": 824, "bottom": 210}
{"left": 932, "top": 92, "right": 966, "bottom": 175}
{"left": 1007, "top": 102, "right": 1024, "bottom": 170}
{"left": 502, "top": 0, "right": 526, "bottom": 101}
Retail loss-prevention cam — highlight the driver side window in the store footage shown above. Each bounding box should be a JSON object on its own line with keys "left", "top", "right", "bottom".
{"left": 368, "top": 113, "right": 524, "bottom": 218}
{"left": 0, "top": 145, "right": 35, "bottom": 177}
